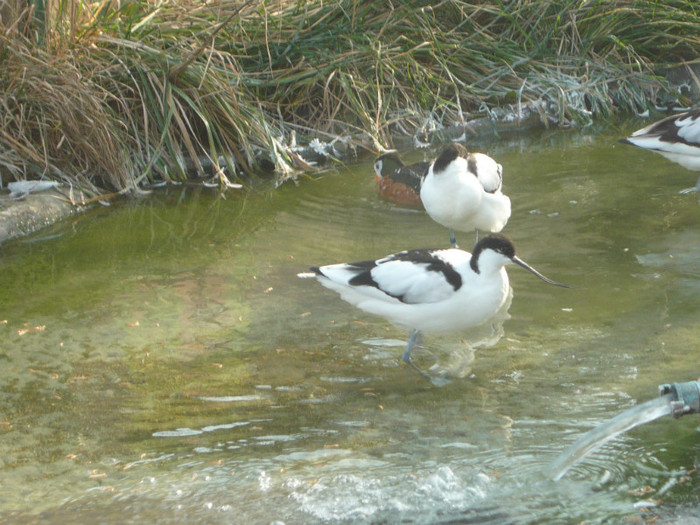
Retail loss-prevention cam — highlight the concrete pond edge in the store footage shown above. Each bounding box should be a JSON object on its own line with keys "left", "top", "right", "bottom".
{"left": 0, "top": 190, "right": 83, "bottom": 245}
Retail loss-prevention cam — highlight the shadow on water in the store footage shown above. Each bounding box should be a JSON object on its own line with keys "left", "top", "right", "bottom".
{"left": 1, "top": 127, "right": 700, "bottom": 523}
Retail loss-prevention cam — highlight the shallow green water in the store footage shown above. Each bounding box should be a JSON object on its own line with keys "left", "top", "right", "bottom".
{"left": 1, "top": 123, "right": 700, "bottom": 524}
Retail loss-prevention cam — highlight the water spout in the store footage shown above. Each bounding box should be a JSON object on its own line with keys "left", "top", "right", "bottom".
{"left": 547, "top": 379, "right": 700, "bottom": 481}
{"left": 658, "top": 380, "right": 700, "bottom": 418}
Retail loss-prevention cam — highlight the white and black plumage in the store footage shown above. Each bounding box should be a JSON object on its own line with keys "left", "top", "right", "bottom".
{"left": 620, "top": 108, "right": 700, "bottom": 192}
{"left": 420, "top": 143, "right": 512, "bottom": 247}
{"left": 299, "top": 234, "right": 568, "bottom": 380}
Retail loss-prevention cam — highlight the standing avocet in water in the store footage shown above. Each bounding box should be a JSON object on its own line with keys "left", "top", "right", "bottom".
{"left": 373, "top": 152, "right": 429, "bottom": 207}
{"left": 299, "top": 234, "right": 568, "bottom": 382}
{"left": 620, "top": 108, "right": 700, "bottom": 193}
{"left": 420, "top": 143, "right": 511, "bottom": 247}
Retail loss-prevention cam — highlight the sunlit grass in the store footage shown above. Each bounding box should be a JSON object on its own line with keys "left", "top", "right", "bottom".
{"left": 1, "top": 0, "right": 699, "bottom": 194}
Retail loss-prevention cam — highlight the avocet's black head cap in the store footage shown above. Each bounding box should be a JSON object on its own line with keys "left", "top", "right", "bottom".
{"left": 470, "top": 233, "right": 515, "bottom": 267}
{"left": 432, "top": 143, "right": 469, "bottom": 174}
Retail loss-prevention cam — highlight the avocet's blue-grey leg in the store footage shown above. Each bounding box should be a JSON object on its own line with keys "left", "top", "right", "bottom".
{"left": 679, "top": 175, "right": 700, "bottom": 194}
{"left": 401, "top": 330, "right": 451, "bottom": 386}
{"left": 474, "top": 229, "right": 479, "bottom": 246}
{"left": 401, "top": 329, "right": 420, "bottom": 364}
{"left": 449, "top": 229, "right": 458, "bottom": 249}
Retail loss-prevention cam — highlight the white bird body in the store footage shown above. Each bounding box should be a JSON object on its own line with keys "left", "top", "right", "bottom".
{"left": 420, "top": 145, "right": 511, "bottom": 246}
{"left": 300, "top": 234, "right": 567, "bottom": 379}
{"left": 620, "top": 108, "right": 700, "bottom": 190}
{"left": 313, "top": 247, "right": 510, "bottom": 333}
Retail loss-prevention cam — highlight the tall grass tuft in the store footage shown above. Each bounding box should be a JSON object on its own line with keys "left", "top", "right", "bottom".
{"left": 1, "top": 0, "right": 700, "bottom": 193}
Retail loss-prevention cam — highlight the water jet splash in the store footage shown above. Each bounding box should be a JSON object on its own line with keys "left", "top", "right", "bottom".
{"left": 548, "top": 379, "right": 700, "bottom": 481}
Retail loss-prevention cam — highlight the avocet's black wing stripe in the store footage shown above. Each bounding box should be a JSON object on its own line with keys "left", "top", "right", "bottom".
{"left": 342, "top": 249, "right": 463, "bottom": 304}
{"left": 627, "top": 108, "right": 700, "bottom": 148}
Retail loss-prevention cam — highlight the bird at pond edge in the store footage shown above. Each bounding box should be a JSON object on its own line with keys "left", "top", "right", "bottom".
{"left": 420, "top": 143, "right": 511, "bottom": 248}
{"left": 373, "top": 152, "right": 429, "bottom": 207}
{"left": 298, "top": 234, "right": 569, "bottom": 384}
{"left": 619, "top": 107, "right": 700, "bottom": 193}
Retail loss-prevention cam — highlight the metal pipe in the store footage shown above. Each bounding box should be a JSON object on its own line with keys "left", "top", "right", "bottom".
{"left": 658, "top": 379, "right": 700, "bottom": 418}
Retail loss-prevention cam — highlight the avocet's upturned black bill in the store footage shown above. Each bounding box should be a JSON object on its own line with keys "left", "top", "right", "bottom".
{"left": 299, "top": 234, "right": 569, "bottom": 382}
{"left": 420, "top": 143, "right": 511, "bottom": 247}
{"left": 620, "top": 107, "right": 700, "bottom": 193}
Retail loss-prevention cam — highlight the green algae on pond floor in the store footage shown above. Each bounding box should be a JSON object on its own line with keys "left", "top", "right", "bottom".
{"left": 1, "top": 127, "right": 700, "bottom": 524}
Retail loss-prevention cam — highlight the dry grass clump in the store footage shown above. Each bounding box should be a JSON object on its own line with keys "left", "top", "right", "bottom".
{"left": 1, "top": 0, "right": 700, "bottom": 194}
{"left": 1, "top": 9, "right": 129, "bottom": 193}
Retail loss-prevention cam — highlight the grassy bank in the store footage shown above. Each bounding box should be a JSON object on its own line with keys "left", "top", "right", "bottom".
{"left": 1, "top": 0, "right": 699, "bottom": 195}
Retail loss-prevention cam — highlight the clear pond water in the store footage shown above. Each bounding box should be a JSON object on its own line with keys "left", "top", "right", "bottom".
{"left": 1, "top": 123, "right": 700, "bottom": 524}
